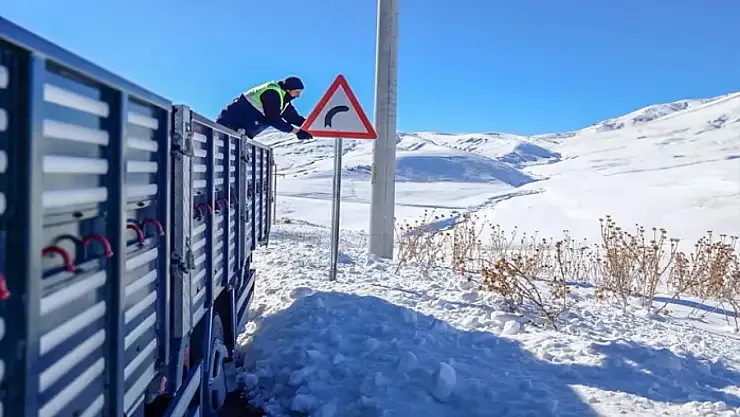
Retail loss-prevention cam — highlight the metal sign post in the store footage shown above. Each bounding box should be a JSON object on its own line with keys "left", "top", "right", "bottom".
{"left": 299, "top": 74, "right": 377, "bottom": 281}
{"left": 271, "top": 160, "right": 278, "bottom": 225}
{"left": 329, "top": 138, "right": 343, "bottom": 281}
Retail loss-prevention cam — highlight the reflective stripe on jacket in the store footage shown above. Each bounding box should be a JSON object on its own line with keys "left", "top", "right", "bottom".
{"left": 243, "top": 81, "right": 288, "bottom": 115}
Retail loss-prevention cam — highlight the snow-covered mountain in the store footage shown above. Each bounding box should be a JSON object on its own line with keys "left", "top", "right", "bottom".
{"left": 577, "top": 97, "right": 723, "bottom": 133}
{"left": 256, "top": 91, "right": 740, "bottom": 242}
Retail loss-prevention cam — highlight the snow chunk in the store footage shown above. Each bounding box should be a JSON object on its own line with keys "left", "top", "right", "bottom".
{"left": 430, "top": 362, "right": 457, "bottom": 402}
{"left": 291, "top": 394, "right": 316, "bottom": 412}
{"left": 337, "top": 251, "right": 354, "bottom": 264}
{"left": 364, "top": 338, "right": 380, "bottom": 352}
{"left": 461, "top": 290, "right": 478, "bottom": 302}
{"left": 316, "top": 400, "right": 338, "bottom": 417}
{"left": 290, "top": 286, "right": 315, "bottom": 299}
{"left": 396, "top": 351, "right": 418, "bottom": 373}
{"left": 501, "top": 320, "right": 522, "bottom": 336}
{"left": 402, "top": 308, "right": 418, "bottom": 324}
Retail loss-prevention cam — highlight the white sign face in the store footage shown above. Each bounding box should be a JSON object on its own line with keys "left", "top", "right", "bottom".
{"left": 301, "top": 74, "right": 377, "bottom": 139}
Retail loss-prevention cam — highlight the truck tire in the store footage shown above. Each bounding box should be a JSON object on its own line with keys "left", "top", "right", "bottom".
{"left": 205, "top": 314, "right": 229, "bottom": 416}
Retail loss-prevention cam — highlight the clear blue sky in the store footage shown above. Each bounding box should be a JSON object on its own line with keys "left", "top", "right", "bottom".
{"left": 2, "top": 0, "right": 739, "bottom": 135}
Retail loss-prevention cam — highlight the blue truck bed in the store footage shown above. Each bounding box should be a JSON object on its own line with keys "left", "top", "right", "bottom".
{"left": 0, "top": 16, "right": 275, "bottom": 417}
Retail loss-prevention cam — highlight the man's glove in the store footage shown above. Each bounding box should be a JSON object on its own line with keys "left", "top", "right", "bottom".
{"left": 296, "top": 129, "right": 313, "bottom": 140}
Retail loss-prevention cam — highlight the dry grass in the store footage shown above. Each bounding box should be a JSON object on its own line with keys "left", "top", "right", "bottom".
{"left": 394, "top": 211, "right": 740, "bottom": 330}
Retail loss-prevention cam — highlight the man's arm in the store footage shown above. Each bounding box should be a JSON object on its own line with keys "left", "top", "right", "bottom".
{"left": 281, "top": 103, "right": 306, "bottom": 127}
{"left": 260, "top": 89, "right": 298, "bottom": 133}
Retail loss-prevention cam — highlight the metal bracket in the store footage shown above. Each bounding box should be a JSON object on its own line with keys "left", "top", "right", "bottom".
{"left": 172, "top": 106, "right": 194, "bottom": 157}
{"left": 185, "top": 244, "right": 195, "bottom": 271}
{"left": 170, "top": 242, "right": 195, "bottom": 273}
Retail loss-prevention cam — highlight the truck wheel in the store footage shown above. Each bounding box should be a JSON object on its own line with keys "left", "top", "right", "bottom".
{"left": 206, "top": 314, "right": 229, "bottom": 415}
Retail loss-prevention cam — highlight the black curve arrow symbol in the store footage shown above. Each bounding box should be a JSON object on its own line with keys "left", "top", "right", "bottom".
{"left": 324, "top": 105, "right": 350, "bottom": 128}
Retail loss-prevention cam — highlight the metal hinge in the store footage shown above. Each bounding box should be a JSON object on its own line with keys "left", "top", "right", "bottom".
{"left": 172, "top": 106, "right": 194, "bottom": 157}
{"left": 172, "top": 130, "right": 194, "bottom": 157}
{"left": 171, "top": 243, "right": 196, "bottom": 273}
{"left": 185, "top": 245, "right": 195, "bottom": 270}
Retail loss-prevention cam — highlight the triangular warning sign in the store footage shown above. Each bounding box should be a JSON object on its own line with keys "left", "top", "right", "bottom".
{"left": 301, "top": 74, "right": 377, "bottom": 139}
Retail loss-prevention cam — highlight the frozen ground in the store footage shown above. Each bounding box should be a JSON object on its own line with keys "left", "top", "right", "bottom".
{"left": 236, "top": 92, "right": 740, "bottom": 416}
{"left": 236, "top": 224, "right": 740, "bottom": 417}
{"left": 258, "top": 90, "right": 740, "bottom": 242}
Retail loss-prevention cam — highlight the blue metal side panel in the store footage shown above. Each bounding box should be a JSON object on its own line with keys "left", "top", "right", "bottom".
{"left": 249, "top": 145, "right": 256, "bottom": 252}
{"left": 232, "top": 137, "right": 255, "bottom": 334}
{"left": 223, "top": 134, "right": 238, "bottom": 289}
{"left": 0, "top": 16, "right": 172, "bottom": 417}
{"left": 236, "top": 142, "right": 269, "bottom": 331}
{"left": 188, "top": 116, "right": 215, "bottom": 331}
{"left": 255, "top": 147, "right": 263, "bottom": 244}
{"left": 122, "top": 96, "right": 171, "bottom": 415}
{"left": 0, "top": 35, "right": 39, "bottom": 417}
{"left": 188, "top": 114, "right": 243, "bottom": 306}
{"left": 169, "top": 105, "right": 194, "bottom": 396}
{"left": 189, "top": 111, "right": 245, "bottom": 414}
{"left": 234, "top": 138, "right": 245, "bottom": 290}
{"left": 0, "top": 51, "right": 7, "bottom": 416}
{"left": 265, "top": 150, "right": 273, "bottom": 239}
{"left": 163, "top": 360, "right": 202, "bottom": 417}
{"left": 259, "top": 148, "right": 269, "bottom": 244}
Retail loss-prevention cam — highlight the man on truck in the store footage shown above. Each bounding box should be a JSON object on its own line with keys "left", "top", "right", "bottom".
{"left": 216, "top": 76, "right": 314, "bottom": 140}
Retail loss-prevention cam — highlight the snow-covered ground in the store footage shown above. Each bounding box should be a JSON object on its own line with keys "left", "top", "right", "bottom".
{"left": 235, "top": 92, "right": 740, "bottom": 416}
{"left": 236, "top": 224, "right": 740, "bottom": 417}
{"left": 259, "top": 90, "right": 740, "bottom": 242}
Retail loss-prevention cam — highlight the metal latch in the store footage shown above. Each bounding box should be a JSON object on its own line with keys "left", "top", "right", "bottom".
{"left": 172, "top": 130, "right": 194, "bottom": 157}
{"left": 171, "top": 244, "right": 196, "bottom": 273}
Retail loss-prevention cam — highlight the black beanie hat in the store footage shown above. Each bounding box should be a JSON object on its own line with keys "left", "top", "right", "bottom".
{"left": 282, "top": 76, "right": 304, "bottom": 90}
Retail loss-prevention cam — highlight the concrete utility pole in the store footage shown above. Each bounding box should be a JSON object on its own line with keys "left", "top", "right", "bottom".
{"left": 368, "top": 0, "right": 399, "bottom": 259}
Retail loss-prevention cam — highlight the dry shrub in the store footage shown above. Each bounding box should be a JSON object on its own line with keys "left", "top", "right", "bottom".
{"left": 451, "top": 213, "right": 486, "bottom": 275}
{"left": 485, "top": 233, "right": 596, "bottom": 328}
{"left": 477, "top": 238, "right": 582, "bottom": 329}
{"left": 394, "top": 210, "right": 455, "bottom": 274}
{"left": 594, "top": 215, "right": 680, "bottom": 312}
{"left": 663, "top": 232, "right": 740, "bottom": 330}
{"left": 393, "top": 212, "right": 740, "bottom": 330}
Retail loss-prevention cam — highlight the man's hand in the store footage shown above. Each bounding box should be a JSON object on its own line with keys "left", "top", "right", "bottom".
{"left": 296, "top": 129, "right": 313, "bottom": 140}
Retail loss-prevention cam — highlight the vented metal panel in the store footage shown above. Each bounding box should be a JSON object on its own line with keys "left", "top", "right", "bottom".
{"left": 35, "top": 60, "right": 117, "bottom": 417}
{"left": 1, "top": 17, "right": 277, "bottom": 417}
{"left": 0, "top": 18, "right": 172, "bottom": 417}
{"left": 0, "top": 48, "right": 12, "bottom": 417}
{"left": 122, "top": 97, "right": 170, "bottom": 416}
{"left": 246, "top": 145, "right": 255, "bottom": 252}
{"left": 189, "top": 115, "right": 242, "bottom": 323}
{"left": 255, "top": 147, "right": 263, "bottom": 244}
{"left": 264, "top": 150, "right": 273, "bottom": 239}
{"left": 189, "top": 120, "right": 213, "bottom": 327}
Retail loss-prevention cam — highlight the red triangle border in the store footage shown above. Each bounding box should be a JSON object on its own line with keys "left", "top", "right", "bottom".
{"left": 301, "top": 74, "right": 378, "bottom": 140}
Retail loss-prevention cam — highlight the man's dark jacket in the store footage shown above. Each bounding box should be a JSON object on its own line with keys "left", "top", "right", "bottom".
{"left": 216, "top": 81, "right": 305, "bottom": 139}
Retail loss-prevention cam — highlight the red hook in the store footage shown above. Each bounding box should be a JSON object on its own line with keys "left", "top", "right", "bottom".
{"left": 142, "top": 218, "right": 165, "bottom": 236}
{"left": 127, "top": 223, "right": 146, "bottom": 245}
{"left": 194, "top": 203, "right": 213, "bottom": 219}
{"left": 82, "top": 234, "right": 114, "bottom": 257}
{"left": 216, "top": 198, "right": 229, "bottom": 212}
{"left": 42, "top": 246, "right": 75, "bottom": 272}
{"left": 0, "top": 273, "right": 10, "bottom": 300}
